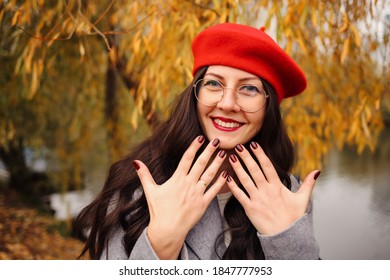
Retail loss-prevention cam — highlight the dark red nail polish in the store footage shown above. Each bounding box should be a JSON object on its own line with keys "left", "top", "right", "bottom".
{"left": 218, "top": 150, "right": 226, "bottom": 158}
{"left": 222, "top": 170, "right": 228, "bottom": 178}
{"left": 250, "top": 142, "right": 258, "bottom": 149}
{"left": 212, "top": 138, "right": 220, "bottom": 147}
{"left": 235, "top": 144, "right": 244, "bottom": 152}
{"left": 314, "top": 171, "right": 321, "bottom": 180}
{"left": 133, "top": 161, "right": 140, "bottom": 170}
{"left": 227, "top": 175, "right": 232, "bottom": 182}
{"left": 229, "top": 154, "right": 238, "bottom": 163}
{"left": 198, "top": 135, "right": 205, "bottom": 143}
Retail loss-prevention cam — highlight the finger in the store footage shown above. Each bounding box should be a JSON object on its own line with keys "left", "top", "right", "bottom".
{"left": 133, "top": 160, "right": 157, "bottom": 192}
{"left": 175, "top": 135, "right": 205, "bottom": 175}
{"left": 203, "top": 170, "right": 227, "bottom": 204}
{"left": 229, "top": 153, "right": 258, "bottom": 196}
{"left": 188, "top": 138, "right": 221, "bottom": 180}
{"left": 226, "top": 175, "right": 251, "bottom": 207}
{"left": 297, "top": 170, "right": 321, "bottom": 198}
{"left": 197, "top": 149, "right": 227, "bottom": 191}
{"left": 249, "top": 142, "right": 279, "bottom": 183}
{"left": 234, "top": 144, "right": 267, "bottom": 186}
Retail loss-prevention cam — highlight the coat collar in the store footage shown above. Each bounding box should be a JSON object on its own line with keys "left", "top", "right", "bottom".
{"left": 185, "top": 198, "right": 226, "bottom": 259}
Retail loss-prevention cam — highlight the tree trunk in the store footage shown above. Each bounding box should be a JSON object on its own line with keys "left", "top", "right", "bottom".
{"left": 0, "top": 137, "right": 30, "bottom": 191}
{"left": 0, "top": 138, "right": 51, "bottom": 195}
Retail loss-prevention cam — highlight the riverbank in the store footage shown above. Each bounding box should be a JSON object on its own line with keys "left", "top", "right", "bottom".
{"left": 0, "top": 189, "right": 84, "bottom": 259}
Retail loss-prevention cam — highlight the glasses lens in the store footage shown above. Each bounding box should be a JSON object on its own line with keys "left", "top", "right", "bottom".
{"left": 236, "top": 87, "right": 268, "bottom": 112}
{"left": 194, "top": 79, "right": 223, "bottom": 106}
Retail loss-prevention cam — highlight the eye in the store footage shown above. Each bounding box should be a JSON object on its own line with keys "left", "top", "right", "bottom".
{"left": 238, "top": 85, "right": 261, "bottom": 96}
{"left": 203, "top": 79, "right": 222, "bottom": 89}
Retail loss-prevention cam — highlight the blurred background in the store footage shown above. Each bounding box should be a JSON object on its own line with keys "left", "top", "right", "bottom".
{"left": 0, "top": 0, "right": 389, "bottom": 259}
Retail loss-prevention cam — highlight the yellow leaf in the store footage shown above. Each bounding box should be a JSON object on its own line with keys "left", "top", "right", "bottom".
{"left": 370, "top": 41, "right": 378, "bottom": 51}
{"left": 361, "top": 112, "right": 371, "bottom": 139}
{"left": 338, "top": 12, "right": 349, "bottom": 33}
{"left": 79, "top": 42, "right": 85, "bottom": 58}
{"left": 156, "top": 21, "right": 163, "bottom": 39}
{"left": 219, "top": 10, "right": 228, "bottom": 23}
{"left": 375, "top": 99, "right": 381, "bottom": 111}
{"left": 340, "top": 37, "right": 350, "bottom": 64}
{"left": 213, "top": 0, "right": 221, "bottom": 10}
{"left": 296, "top": 31, "right": 308, "bottom": 55}
{"left": 131, "top": 108, "right": 138, "bottom": 130}
{"left": 285, "top": 39, "right": 292, "bottom": 54}
{"left": 350, "top": 24, "right": 361, "bottom": 48}
{"left": 11, "top": 10, "right": 20, "bottom": 26}
{"left": 203, "top": 10, "right": 217, "bottom": 24}
{"left": 28, "top": 62, "right": 39, "bottom": 99}
{"left": 311, "top": 9, "right": 318, "bottom": 27}
{"left": 347, "top": 120, "right": 358, "bottom": 142}
{"left": 133, "top": 38, "right": 141, "bottom": 55}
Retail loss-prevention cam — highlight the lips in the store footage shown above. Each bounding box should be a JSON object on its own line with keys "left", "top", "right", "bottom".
{"left": 212, "top": 117, "right": 243, "bottom": 131}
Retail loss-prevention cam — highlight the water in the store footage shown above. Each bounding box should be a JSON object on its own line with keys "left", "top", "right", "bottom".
{"left": 313, "top": 128, "right": 390, "bottom": 259}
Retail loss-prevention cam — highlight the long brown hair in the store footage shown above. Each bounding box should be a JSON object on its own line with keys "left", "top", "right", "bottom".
{"left": 75, "top": 67, "right": 294, "bottom": 259}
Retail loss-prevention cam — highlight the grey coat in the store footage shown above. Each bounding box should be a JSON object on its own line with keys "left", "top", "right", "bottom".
{"left": 102, "top": 175, "right": 320, "bottom": 260}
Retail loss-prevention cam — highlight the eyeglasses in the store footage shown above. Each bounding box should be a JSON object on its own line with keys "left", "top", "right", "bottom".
{"left": 193, "top": 78, "right": 269, "bottom": 113}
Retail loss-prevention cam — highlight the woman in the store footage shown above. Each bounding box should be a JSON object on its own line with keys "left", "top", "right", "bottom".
{"left": 75, "top": 23, "right": 320, "bottom": 260}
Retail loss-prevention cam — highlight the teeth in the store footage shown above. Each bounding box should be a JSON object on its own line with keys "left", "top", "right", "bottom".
{"left": 214, "top": 119, "right": 241, "bottom": 128}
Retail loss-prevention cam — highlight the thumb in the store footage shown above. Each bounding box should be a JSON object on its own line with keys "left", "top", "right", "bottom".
{"left": 297, "top": 170, "right": 321, "bottom": 197}
{"left": 133, "top": 160, "right": 157, "bottom": 191}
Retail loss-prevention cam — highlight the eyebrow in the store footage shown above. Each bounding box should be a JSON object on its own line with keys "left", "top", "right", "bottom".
{"left": 204, "top": 72, "right": 262, "bottom": 83}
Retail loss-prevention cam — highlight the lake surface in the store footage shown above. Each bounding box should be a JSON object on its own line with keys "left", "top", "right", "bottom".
{"left": 313, "top": 127, "right": 390, "bottom": 259}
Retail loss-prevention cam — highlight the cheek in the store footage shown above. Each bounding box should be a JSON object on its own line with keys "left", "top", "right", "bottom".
{"left": 248, "top": 111, "right": 266, "bottom": 129}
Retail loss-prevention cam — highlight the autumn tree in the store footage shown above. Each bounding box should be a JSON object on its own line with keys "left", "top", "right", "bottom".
{"left": 0, "top": 0, "right": 388, "bottom": 193}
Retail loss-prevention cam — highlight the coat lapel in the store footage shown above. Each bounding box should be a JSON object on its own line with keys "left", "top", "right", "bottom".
{"left": 185, "top": 198, "right": 226, "bottom": 259}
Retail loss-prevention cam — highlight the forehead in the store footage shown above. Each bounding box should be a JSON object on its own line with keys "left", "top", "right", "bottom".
{"left": 205, "top": 65, "right": 260, "bottom": 80}
{"left": 205, "top": 65, "right": 263, "bottom": 86}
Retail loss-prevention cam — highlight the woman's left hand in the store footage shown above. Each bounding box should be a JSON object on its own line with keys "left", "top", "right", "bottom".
{"left": 227, "top": 142, "right": 321, "bottom": 236}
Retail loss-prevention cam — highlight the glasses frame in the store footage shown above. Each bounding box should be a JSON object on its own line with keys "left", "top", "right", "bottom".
{"left": 193, "top": 78, "right": 269, "bottom": 113}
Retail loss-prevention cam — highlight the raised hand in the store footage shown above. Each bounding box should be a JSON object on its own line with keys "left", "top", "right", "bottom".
{"left": 227, "top": 142, "right": 321, "bottom": 236}
{"left": 133, "top": 136, "right": 228, "bottom": 259}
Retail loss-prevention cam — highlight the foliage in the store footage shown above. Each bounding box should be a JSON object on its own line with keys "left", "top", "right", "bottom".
{"left": 0, "top": 0, "right": 389, "bottom": 187}
{"left": 0, "top": 189, "right": 83, "bottom": 259}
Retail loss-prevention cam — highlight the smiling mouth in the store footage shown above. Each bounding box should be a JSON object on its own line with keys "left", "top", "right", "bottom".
{"left": 212, "top": 118, "right": 243, "bottom": 130}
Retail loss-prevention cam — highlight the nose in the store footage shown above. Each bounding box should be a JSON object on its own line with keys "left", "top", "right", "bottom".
{"left": 216, "top": 88, "right": 241, "bottom": 112}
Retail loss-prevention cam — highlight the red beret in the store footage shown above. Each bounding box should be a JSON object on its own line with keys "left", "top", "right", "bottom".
{"left": 191, "top": 23, "right": 307, "bottom": 103}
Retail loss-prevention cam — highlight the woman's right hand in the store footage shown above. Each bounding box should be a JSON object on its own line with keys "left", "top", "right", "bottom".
{"left": 133, "top": 136, "right": 227, "bottom": 259}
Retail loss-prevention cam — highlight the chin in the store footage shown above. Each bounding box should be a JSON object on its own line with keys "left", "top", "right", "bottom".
{"left": 218, "top": 137, "right": 241, "bottom": 150}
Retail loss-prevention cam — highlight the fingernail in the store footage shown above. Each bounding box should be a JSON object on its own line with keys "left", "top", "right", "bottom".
{"left": 235, "top": 144, "right": 244, "bottom": 152}
{"left": 227, "top": 175, "right": 232, "bottom": 182}
{"left": 198, "top": 135, "right": 205, "bottom": 143}
{"left": 314, "top": 170, "right": 321, "bottom": 180}
{"left": 212, "top": 138, "right": 220, "bottom": 147}
{"left": 133, "top": 161, "right": 140, "bottom": 171}
{"left": 218, "top": 150, "right": 226, "bottom": 158}
{"left": 222, "top": 170, "right": 228, "bottom": 178}
{"left": 250, "top": 141, "right": 258, "bottom": 149}
{"left": 229, "top": 154, "right": 238, "bottom": 163}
